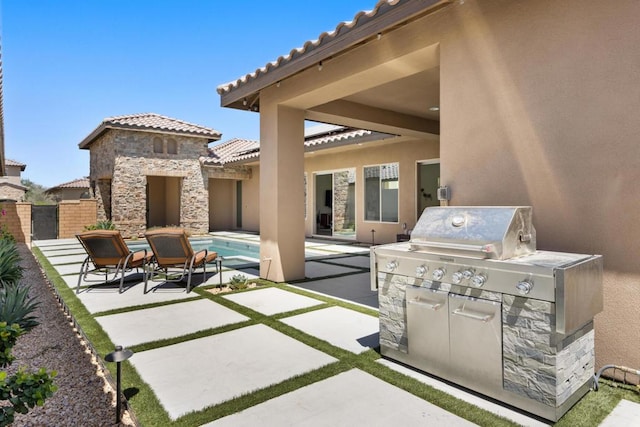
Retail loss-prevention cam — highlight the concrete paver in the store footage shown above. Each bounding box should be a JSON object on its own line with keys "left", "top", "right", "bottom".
{"left": 599, "top": 399, "right": 640, "bottom": 427}
{"left": 76, "top": 280, "right": 197, "bottom": 313}
{"left": 223, "top": 287, "right": 323, "bottom": 315}
{"left": 129, "top": 324, "right": 337, "bottom": 420}
{"left": 378, "top": 359, "right": 548, "bottom": 427}
{"left": 46, "top": 253, "right": 89, "bottom": 265}
{"left": 206, "top": 368, "right": 477, "bottom": 427}
{"left": 281, "top": 306, "right": 379, "bottom": 354}
{"left": 96, "top": 299, "right": 247, "bottom": 347}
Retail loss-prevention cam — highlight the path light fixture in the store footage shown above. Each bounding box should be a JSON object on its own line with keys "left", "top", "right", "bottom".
{"left": 105, "top": 345, "right": 134, "bottom": 424}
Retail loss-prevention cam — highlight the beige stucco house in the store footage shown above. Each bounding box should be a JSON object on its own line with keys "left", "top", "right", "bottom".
{"left": 79, "top": 113, "right": 222, "bottom": 237}
{"left": 216, "top": 0, "right": 640, "bottom": 372}
{"left": 206, "top": 123, "right": 440, "bottom": 239}
{"left": 45, "top": 177, "right": 91, "bottom": 202}
{"left": 0, "top": 159, "right": 27, "bottom": 201}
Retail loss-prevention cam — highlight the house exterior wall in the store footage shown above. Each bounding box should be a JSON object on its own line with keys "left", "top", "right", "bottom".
{"left": 208, "top": 178, "right": 235, "bottom": 230}
{"left": 0, "top": 182, "right": 26, "bottom": 202}
{"left": 88, "top": 129, "right": 209, "bottom": 237}
{"left": 48, "top": 187, "right": 90, "bottom": 202}
{"left": 232, "top": 0, "right": 639, "bottom": 370}
{"left": 4, "top": 165, "right": 23, "bottom": 181}
{"left": 239, "top": 167, "right": 260, "bottom": 232}
{"left": 304, "top": 138, "right": 439, "bottom": 243}
{"left": 411, "top": 0, "right": 640, "bottom": 373}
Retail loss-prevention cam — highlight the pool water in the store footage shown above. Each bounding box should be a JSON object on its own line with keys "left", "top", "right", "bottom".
{"left": 128, "top": 237, "right": 261, "bottom": 267}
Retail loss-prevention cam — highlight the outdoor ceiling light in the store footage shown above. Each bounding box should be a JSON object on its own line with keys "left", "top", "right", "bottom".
{"left": 318, "top": 61, "right": 323, "bottom": 71}
{"left": 429, "top": 106, "right": 440, "bottom": 112}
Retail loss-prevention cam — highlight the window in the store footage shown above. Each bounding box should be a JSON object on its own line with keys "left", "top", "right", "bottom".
{"left": 167, "top": 138, "right": 178, "bottom": 154}
{"left": 364, "top": 163, "right": 399, "bottom": 222}
{"left": 153, "top": 137, "right": 163, "bottom": 154}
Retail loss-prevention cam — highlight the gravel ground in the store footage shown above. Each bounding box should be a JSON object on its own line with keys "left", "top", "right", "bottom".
{"left": 6, "top": 244, "right": 135, "bottom": 426}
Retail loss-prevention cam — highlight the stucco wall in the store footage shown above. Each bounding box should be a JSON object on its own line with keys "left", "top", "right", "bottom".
{"left": 304, "top": 138, "right": 439, "bottom": 243}
{"left": 427, "top": 0, "right": 640, "bottom": 372}
{"left": 239, "top": 166, "right": 260, "bottom": 232}
{"left": 208, "top": 178, "right": 235, "bottom": 230}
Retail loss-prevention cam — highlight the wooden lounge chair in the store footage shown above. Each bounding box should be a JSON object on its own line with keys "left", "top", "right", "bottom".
{"left": 76, "top": 230, "right": 151, "bottom": 294}
{"left": 144, "top": 228, "right": 218, "bottom": 293}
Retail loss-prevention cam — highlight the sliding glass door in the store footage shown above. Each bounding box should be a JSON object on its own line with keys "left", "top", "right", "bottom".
{"left": 314, "top": 169, "right": 356, "bottom": 239}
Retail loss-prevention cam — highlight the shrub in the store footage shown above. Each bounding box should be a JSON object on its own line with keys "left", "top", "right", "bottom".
{"left": 0, "top": 368, "right": 57, "bottom": 426}
{"left": 0, "top": 225, "right": 14, "bottom": 244}
{"left": 84, "top": 220, "right": 115, "bottom": 231}
{"left": 0, "top": 240, "right": 23, "bottom": 288}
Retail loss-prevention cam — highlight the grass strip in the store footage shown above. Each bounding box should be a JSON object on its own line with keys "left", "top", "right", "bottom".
{"left": 171, "top": 361, "right": 349, "bottom": 426}
{"left": 31, "top": 246, "right": 174, "bottom": 426}
{"left": 31, "top": 246, "right": 640, "bottom": 427}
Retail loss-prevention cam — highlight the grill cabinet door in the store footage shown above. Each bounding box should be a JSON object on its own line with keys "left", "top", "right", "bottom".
{"left": 406, "top": 286, "right": 450, "bottom": 377}
{"left": 448, "top": 294, "right": 503, "bottom": 394}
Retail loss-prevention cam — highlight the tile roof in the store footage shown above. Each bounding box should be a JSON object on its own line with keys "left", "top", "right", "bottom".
{"left": 5, "top": 159, "right": 26, "bottom": 170}
{"left": 217, "top": 0, "right": 444, "bottom": 102}
{"left": 204, "top": 138, "right": 260, "bottom": 165}
{"left": 79, "top": 113, "right": 222, "bottom": 149}
{"left": 46, "top": 177, "right": 90, "bottom": 192}
{"left": 203, "top": 126, "right": 394, "bottom": 166}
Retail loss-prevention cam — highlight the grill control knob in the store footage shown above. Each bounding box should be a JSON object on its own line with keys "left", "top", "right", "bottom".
{"left": 432, "top": 268, "right": 445, "bottom": 281}
{"left": 415, "top": 265, "right": 428, "bottom": 278}
{"left": 451, "top": 271, "right": 464, "bottom": 285}
{"left": 462, "top": 270, "right": 474, "bottom": 280}
{"left": 385, "top": 260, "right": 398, "bottom": 272}
{"left": 516, "top": 280, "right": 533, "bottom": 295}
{"left": 471, "top": 274, "right": 487, "bottom": 287}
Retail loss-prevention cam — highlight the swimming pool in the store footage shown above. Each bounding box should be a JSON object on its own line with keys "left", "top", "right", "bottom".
{"left": 128, "top": 237, "right": 261, "bottom": 267}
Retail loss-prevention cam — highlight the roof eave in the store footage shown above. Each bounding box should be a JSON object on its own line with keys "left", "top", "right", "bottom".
{"left": 218, "top": 0, "right": 449, "bottom": 109}
{"left": 79, "top": 124, "right": 222, "bottom": 149}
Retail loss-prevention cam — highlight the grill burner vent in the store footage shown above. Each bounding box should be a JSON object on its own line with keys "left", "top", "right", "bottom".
{"left": 410, "top": 206, "right": 536, "bottom": 260}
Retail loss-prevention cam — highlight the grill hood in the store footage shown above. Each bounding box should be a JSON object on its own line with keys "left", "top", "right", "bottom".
{"left": 410, "top": 206, "right": 536, "bottom": 260}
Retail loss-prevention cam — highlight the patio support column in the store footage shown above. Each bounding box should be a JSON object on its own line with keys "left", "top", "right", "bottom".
{"left": 259, "top": 99, "right": 305, "bottom": 282}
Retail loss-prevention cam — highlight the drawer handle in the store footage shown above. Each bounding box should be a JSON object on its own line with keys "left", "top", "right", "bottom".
{"left": 408, "top": 298, "right": 443, "bottom": 311}
{"left": 452, "top": 308, "right": 493, "bottom": 322}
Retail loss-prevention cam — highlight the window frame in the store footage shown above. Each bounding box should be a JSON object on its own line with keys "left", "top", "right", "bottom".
{"left": 363, "top": 162, "right": 399, "bottom": 224}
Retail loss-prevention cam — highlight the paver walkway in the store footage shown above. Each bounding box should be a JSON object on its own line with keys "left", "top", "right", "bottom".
{"left": 34, "top": 233, "right": 638, "bottom": 426}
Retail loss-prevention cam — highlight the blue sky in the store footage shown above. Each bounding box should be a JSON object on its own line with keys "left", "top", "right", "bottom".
{"left": 2, "top": 0, "right": 376, "bottom": 187}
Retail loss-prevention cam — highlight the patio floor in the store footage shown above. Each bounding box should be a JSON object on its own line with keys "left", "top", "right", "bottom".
{"left": 32, "top": 232, "right": 638, "bottom": 426}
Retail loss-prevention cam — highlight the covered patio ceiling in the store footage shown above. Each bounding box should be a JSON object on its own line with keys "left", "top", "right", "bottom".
{"left": 218, "top": 0, "right": 449, "bottom": 140}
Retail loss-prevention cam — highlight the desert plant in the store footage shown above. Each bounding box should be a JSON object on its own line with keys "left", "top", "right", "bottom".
{"left": 0, "top": 284, "right": 40, "bottom": 333}
{"left": 229, "top": 274, "right": 248, "bottom": 290}
{"left": 84, "top": 220, "right": 115, "bottom": 231}
{"left": 0, "top": 240, "right": 23, "bottom": 288}
{"left": 0, "top": 250, "right": 56, "bottom": 426}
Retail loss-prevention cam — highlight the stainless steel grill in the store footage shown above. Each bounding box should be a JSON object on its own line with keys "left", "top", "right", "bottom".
{"left": 371, "top": 206, "right": 603, "bottom": 421}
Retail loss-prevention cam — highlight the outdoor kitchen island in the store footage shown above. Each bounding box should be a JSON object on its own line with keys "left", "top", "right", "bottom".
{"left": 371, "top": 206, "right": 603, "bottom": 422}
